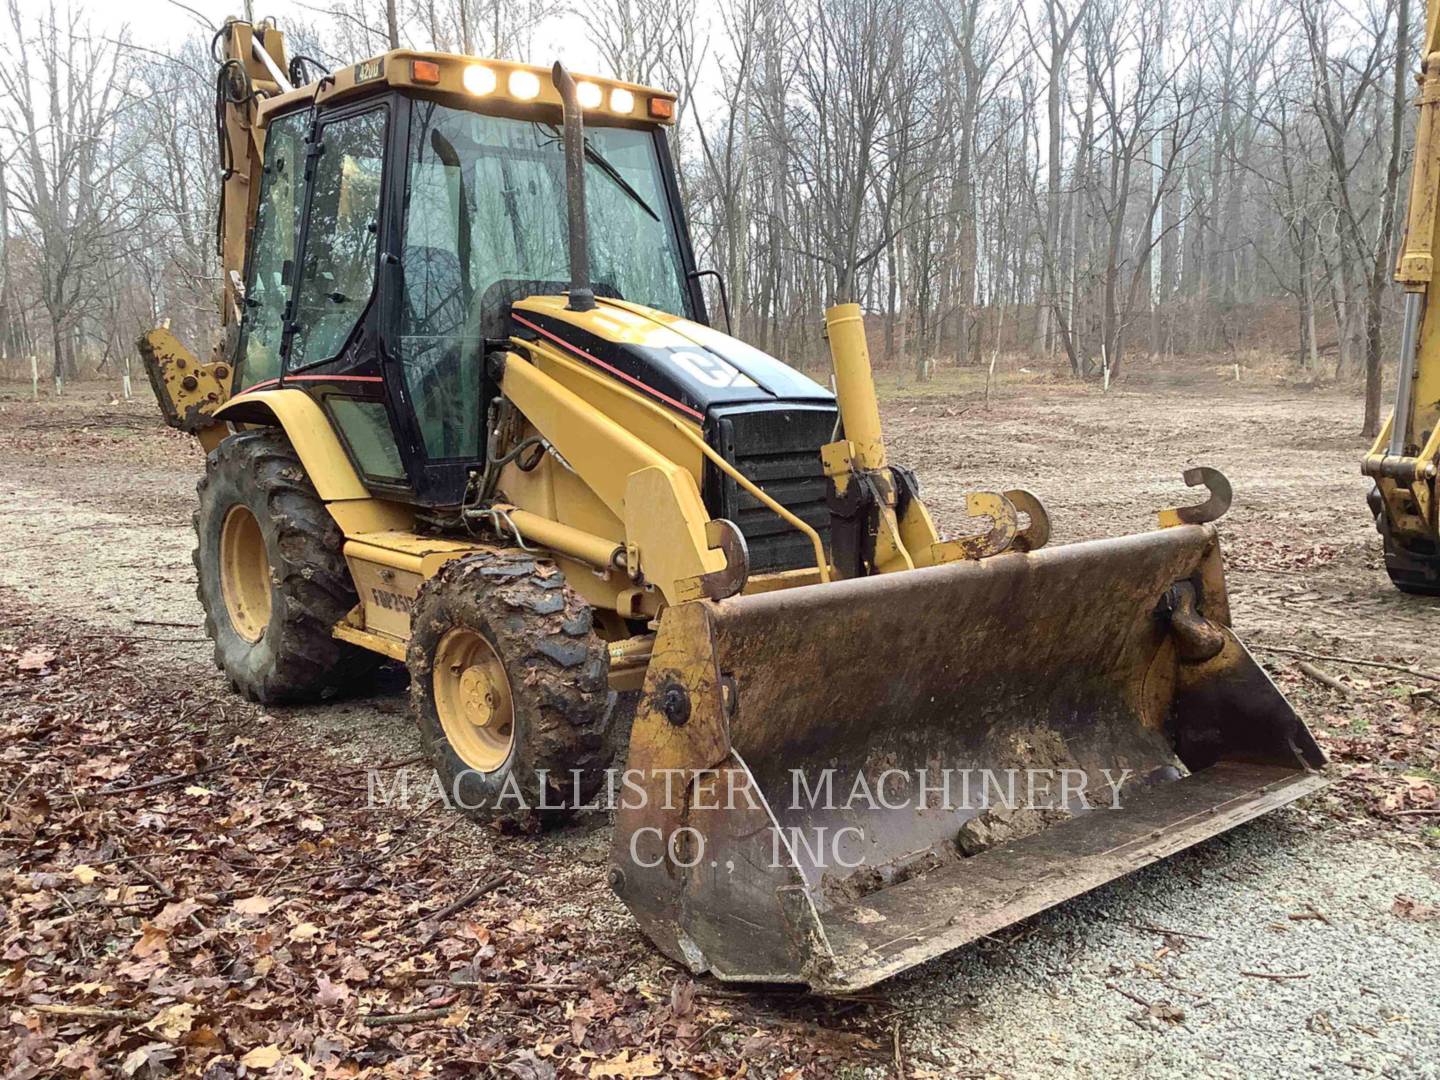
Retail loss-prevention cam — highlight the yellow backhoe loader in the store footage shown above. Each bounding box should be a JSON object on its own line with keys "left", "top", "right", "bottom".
{"left": 1367, "top": 5, "right": 1440, "bottom": 592}
{"left": 140, "top": 19, "right": 1326, "bottom": 992}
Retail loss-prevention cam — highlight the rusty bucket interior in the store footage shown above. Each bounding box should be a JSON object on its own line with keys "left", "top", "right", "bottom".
{"left": 611, "top": 523, "right": 1326, "bottom": 993}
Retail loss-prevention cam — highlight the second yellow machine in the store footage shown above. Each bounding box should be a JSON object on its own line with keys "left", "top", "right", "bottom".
{"left": 142, "top": 20, "right": 1325, "bottom": 992}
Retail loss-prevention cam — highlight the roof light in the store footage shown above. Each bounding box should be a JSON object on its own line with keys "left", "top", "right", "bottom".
{"left": 577, "top": 81, "right": 603, "bottom": 109}
{"left": 609, "top": 87, "right": 635, "bottom": 113}
{"left": 509, "top": 69, "right": 541, "bottom": 100}
{"left": 411, "top": 60, "right": 441, "bottom": 85}
{"left": 648, "top": 96, "right": 675, "bottom": 119}
{"left": 463, "top": 63, "right": 497, "bottom": 95}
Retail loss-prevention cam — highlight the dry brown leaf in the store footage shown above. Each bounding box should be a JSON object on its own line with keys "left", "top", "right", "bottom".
{"left": 143, "top": 1002, "right": 197, "bottom": 1041}
{"left": 70, "top": 864, "right": 99, "bottom": 885}
{"left": 130, "top": 924, "right": 169, "bottom": 958}
{"left": 16, "top": 646, "right": 56, "bottom": 672}
{"left": 233, "top": 895, "right": 274, "bottom": 915}
{"left": 239, "top": 1044, "right": 285, "bottom": 1069}
{"left": 154, "top": 899, "right": 200, "bottom": 930}
{"left": 1393, "top": 895, "right": 1439, "bottom": 921}
{"left": 590, "top": 1049, "right": 663, "bottom": 1078}
{"left": 315, "top": 975, "right": 350, "bottom": 1006}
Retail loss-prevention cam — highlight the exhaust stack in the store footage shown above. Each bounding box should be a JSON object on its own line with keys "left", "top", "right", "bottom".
{"left": 551, "top": 62, "right": 595, "bottom": 313}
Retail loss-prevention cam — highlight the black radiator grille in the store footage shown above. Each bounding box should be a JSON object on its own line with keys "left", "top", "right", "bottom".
{"left": 706, "top": 404, "right": 837, "bottom": 574}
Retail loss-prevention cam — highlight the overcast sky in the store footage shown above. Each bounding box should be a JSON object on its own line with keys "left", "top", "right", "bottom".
{"left": 16, "top": 0, "right": 608, "bottom": 76}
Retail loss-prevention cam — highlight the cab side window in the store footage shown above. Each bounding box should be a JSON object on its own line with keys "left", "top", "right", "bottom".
{"left": 235, "top": 110, "right": 307, "bottom": 388}
{"left": 289, "top": 108, "right": 387, "bottom": 369}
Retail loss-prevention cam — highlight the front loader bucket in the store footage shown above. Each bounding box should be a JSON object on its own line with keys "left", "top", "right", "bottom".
{"left": 610, "top": 524, "right": 1325, "bottom": 993}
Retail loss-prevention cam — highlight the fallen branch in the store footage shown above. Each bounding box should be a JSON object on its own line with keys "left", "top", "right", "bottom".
{"left": 95, "top": 763, "right": 227, "bottom": 797}
{"left": 1295, "top": 661, "right": 1350, "bottom": 695}
{"left": 1240, "top": 970, "right": 1311, "bottom": 981}
{"left": 30, "top": 1003, "right": 150, "bottom": 1023}
{"left": 1105, "top": 982, "right": 1152, "bottom": 1008}
{"left": 361, "top": 1006, "right": 454, "bottom": 1026}
{"left": 1128, "top": 922, "right": 1213, "bottom": 942}
{"left": 404, "top": 871, "right": 511, "bottom": 929}
{"left": 1251, "top": 643, "right": 1440, "bottom": 684}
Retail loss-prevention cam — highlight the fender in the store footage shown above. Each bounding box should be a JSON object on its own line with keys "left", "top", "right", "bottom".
{"left": 215, "top": 389, "right": 369, "bottom": 502}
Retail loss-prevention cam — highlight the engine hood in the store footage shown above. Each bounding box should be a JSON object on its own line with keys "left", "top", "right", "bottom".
{"left": 509, "top": 296, "right": 834, "bottom": 421}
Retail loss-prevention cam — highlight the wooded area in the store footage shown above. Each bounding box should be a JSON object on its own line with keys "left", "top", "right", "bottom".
{"left": 0, "top": 0, "right": 1420, "bottom": 431}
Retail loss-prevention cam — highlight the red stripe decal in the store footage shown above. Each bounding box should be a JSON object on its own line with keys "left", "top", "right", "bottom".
{"left": 511, "top": 313, "right": 704, "bottom": 421}
{"left": 287, "top": 374, "right": 385, "bottom": 383}
{"left": 237, "top": 373, "right": 383, "bottom": 396}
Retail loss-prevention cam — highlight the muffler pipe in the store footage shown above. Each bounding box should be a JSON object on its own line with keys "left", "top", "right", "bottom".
{"left": 551, "top": 62, "right": 595, "bottom": 313}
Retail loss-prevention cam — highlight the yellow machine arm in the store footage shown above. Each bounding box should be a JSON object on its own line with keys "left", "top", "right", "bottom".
{"left": 1365, "top": 2, "right": 1440, "bottom": 542}
{"left": 140, "top": 19, "right": 292, "bottom": 438}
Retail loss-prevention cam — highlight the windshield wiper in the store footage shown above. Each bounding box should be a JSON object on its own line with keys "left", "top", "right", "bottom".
{"left": 583, "top": 139, "right": 660, "bottom": 223}
{"left": 541, "top": 125, "right": 660, "bottom": 224}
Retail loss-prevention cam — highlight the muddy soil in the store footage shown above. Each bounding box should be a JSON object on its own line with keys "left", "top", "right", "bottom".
{"left": 2, "top": 365, "right": 1437, "bottom": 1078}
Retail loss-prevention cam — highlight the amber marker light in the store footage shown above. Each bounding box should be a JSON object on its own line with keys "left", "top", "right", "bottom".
{"left": 411, "top": 60, "right": 441, "bottom": 84}
{"left": 648, "top": 96, "right": 675, "bottom": 119}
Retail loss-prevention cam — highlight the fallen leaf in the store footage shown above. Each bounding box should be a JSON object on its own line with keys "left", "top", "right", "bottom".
{"left": 17, "top": 646, "right": 56, "bottom": 672}
{"left": 590, "top": 1049, "right": 663, "bottom": 1078}
{"left": 1393, "top": 895, "right": 1439, "bottom": 921}
{"left": 120, "top": 1043, "right": 176, "bottom": 1076}
{"left": 233, "top": 895, "right": 274, "bottom": 916}
{"left": 1148, "top": 1002, "right": 1186, "bottom": 1025}
{"left": 71, "top": 864, "right": 99, "bottom": 885}
{"left": 130, "top": 924, "right": 169, "bottom": 958}
{"left": 288, "top": 922, "right": 321, "bottom": 942}
{"left": 144, "top": 1002, "right": 197, "bottom": 1041}
{"left": 154, "top": 899, "right": 200, "bottom": 930}
{"left": 239, "top": 1044, "right": 285, "bottom": 1069}
{"left": 315, "top": 975, "right": 350, "bottom": 1006}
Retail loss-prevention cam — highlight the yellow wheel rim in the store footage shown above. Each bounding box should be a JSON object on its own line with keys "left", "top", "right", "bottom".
{"left": 219, "top": 504, "right": 272, "bottom": 643}
{"left": 433, "top": 627, "right": 515, "bottom": 773}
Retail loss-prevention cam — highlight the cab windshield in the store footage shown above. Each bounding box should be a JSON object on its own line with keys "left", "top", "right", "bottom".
{"left": 400, "top": 101, "right": 691, "bottom": 459}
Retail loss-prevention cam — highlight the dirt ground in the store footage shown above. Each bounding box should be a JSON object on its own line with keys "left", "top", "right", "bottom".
{"left": 2, "top": 361, "right": 1439, "bottom": 1078}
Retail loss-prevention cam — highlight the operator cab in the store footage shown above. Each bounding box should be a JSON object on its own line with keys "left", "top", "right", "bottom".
{"left": 232, "top": 54, "right": 706, "bottom": 507}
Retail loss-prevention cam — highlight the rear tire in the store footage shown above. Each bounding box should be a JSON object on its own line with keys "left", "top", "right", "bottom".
{"left": 1383, "top": 534, "right": 1440, "bottom": 595}
{"left": 195, "top": 428, "right": 379, "bottom": 703}
{"left": 408, "top": 551, "right": 613, "bottom": 823}
{"left": 1371, "top": 485, "right": 1440, "bottom": 595}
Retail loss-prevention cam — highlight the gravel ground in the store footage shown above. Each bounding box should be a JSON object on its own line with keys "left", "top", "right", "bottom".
{"left": 888, "top": 812, "right": 1440, "bottom": 1078}
{"left": 3, "top": 374, "right": 1439, "bottom": 1077}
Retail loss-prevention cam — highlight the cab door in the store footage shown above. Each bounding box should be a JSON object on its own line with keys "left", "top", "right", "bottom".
{"left": 282, "top": 103, "right": 409, "bottom": 490}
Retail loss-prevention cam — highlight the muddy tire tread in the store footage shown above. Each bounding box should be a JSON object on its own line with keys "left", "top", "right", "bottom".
{"left": 195, "top": 428, "right": 378, "bottom": 703}
{"left": 408, "top": 551, "right": 613, "bottom": 823}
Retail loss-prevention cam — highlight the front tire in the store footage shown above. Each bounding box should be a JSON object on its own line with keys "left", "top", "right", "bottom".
{"left": 408, "top": 551, "right": 613, "bottom": 822}
{"left": 195, "top": 428, "right": 379, "bottom": 703}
